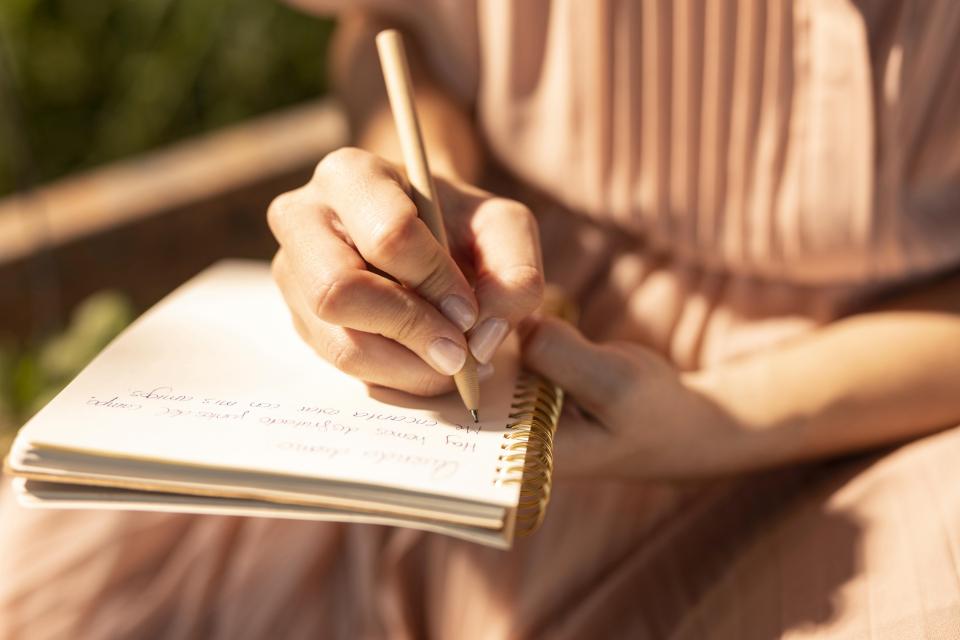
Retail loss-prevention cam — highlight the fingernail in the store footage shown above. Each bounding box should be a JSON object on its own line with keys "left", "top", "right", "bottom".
{"left": 469, "top": 317, "right": 509, "bottom": 364}
{"left": 477, "top": 362, "right": 495, "bottom": 381}
{"left": 439, "top": 295, "right": 477, "bottom": 332}
{"left": 427, "top": 338, "right": 467, "bottom": 375}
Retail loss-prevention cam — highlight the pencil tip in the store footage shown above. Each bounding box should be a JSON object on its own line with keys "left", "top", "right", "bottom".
{"left": 470, "top": 409, "right": 479, "bottom": 423}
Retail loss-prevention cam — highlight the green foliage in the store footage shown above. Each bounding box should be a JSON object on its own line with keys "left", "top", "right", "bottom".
{"left": 0, "top": 1, "right": 335, "bottom": 451}
{"left": 1, "top": 291, "right": 134, "bottom": 452}
{"left": 0, "top": 0, "right": 334, "bottom": 195}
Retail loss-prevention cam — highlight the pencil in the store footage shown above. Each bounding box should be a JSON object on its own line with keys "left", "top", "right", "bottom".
{"left": 375, "top": 29, "right": 481, "bottom": 422}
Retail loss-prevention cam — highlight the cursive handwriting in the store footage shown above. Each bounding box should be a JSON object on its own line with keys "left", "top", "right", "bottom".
{"left": 298, "top": 405, "right": 340, "bottom": 416}
{"left": 277, "top": 441, "right": 349, "bottom": 459}
{"left": 155, "top": 407, "right": 249, "bottom": 421}
{"left": 88, "top": 396, "right": 141, "bottom": 410}
{"left": 444, "top": 434, "right": 477, "bottom": 454}
{"left": 353, "top": 411, "right": 437, "bottom": 427}
{"left": 130, "top": 386, "right": 192, "bottom": 402}
{"left": 375, "top": 427, "right": 426, "bottom": 446}
{"left": 362, "top": 450, "right": 459, "bottom": 479}
{"left": 259, "top": 416, "right": 357, "bottom": 436}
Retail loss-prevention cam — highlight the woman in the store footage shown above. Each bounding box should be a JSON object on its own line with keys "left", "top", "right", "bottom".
{"left": 3, "top": 1, "right": 960, "bottom": 637}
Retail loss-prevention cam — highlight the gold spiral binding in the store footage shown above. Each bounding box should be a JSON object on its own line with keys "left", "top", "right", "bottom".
{"left": 493, "top": 284, "right": 576, "bottom": 538}
{"left": 494, "top": 369, "right": 564, "bottom": 537}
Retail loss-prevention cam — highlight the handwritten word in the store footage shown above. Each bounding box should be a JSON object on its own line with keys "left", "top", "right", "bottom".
{"left": 277, "top": 441, "right": 349, "bottom": 459}
{"left": 353, "top": 411, "right": 437, "bottom": 427}
{"left": 362, "top": 450, "right": 459, "bottom": 479}
{"left": 202, "top": 397, "right": 236, "bottom": 407}
{"left": 259, "top": 416, "right": 357, "bottom": 436}
{"left": 130, "top": 386, "right": 192, "bottom": 402}
{"left": 298, "top": 405, "right": 340, "bottom": 416}
{"left": 155, "top": 407, "right": 249, "bottom": 421}
{"left": 454, "top": 423, "right": 480, "bottom": 436}
{"left": 88, "top": 396, "right": 141, "bottom": 410}
{"left": 444, "top": 434, "right": 477, "bottom": 454}
{"left": 375, "top": 427, "right": 426, "bottom": 446}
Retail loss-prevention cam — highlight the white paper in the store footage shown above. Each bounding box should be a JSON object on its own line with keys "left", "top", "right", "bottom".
{"left": 12, "top": 261, "right": 521, "bottom": 508}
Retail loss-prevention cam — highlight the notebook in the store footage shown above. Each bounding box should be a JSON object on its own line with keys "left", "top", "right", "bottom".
{"left": 5, "top": 261, "right": 563, "bottom": 549}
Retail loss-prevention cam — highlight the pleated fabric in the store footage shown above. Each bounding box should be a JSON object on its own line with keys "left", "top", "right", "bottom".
{"left": 305, "top": 0, "right": 960, "bottom": 368}
{"left": 475, "top": 0, "right": 960, "bottom": 286}
{"left": 2, "top": 1, "right": 959, "bottom": 638}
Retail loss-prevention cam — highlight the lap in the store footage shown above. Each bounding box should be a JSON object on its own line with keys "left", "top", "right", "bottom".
{"left": 3, "top": 426, "right": 960, "bottom": 639}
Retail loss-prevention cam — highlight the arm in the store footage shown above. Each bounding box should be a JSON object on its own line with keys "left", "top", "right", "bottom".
{"left": 267, "top": 14, "right": 543, "bottom": 397}
{"left": 694, "top": 272, "right": 960, "bottom": 471}
{"left": 523, "top": 271, "right": 960, "bottom": 478}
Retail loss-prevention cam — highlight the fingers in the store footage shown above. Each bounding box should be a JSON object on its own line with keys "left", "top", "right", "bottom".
{"left": 274, "top": 249, "right": 461, "bottom": 395}
{"left": 272, "top": 246, "right": 471, "bottom": 376}
{"left": 316, "top": 327, "right": 458, "bottom": 397}
{"left": 466, "top": 196, "right": 544, "bottom": 363}
{"left": 310, "top": 148, "right": 479, "bottom": 331}
{"left": 269, "top": 186, "right": 472, "bottom": 376}
{"left": 520, "top": 316, "right": 633, "bottom": 418}
{"left": 316, "top": 271, "right": 471, "bottom": 376}
{"left": 268, "top": 146, "right": 547, "bottom": 392}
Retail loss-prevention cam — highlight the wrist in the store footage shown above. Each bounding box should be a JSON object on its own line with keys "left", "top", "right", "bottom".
{"left": 682, "top": 367, "right": 802, "bottom": 474}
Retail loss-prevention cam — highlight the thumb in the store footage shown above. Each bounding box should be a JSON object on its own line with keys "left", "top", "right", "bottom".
{"left": 520, "top": 316, "right": 631, "bottom": 418}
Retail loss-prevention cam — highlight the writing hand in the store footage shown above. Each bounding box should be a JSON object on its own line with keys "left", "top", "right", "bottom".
{"left": 269, "top": 147, "right": 544, "bottom": 396}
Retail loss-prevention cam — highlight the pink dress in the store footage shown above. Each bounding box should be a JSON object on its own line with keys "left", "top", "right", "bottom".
{"left": 2, "top": 1, "right": 959, "bottom": 637}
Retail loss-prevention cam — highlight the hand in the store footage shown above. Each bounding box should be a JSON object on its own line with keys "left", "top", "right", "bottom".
{"left": 522, "top": 317, "right": 748, "bottom": 479}
{"left": 268, "top": 147, "right": 544, "bottom": 396}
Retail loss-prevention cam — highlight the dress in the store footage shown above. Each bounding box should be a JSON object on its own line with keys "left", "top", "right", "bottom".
{"left": 2, "top": 1, "right": 959, "bottom": 637}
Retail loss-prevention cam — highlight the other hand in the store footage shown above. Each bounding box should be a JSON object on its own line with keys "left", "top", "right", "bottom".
{"left": 522, "top": 317, "right": 747, "bottom": 479}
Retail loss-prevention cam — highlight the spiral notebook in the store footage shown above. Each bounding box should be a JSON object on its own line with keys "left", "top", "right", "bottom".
{"left": 5, "top": 261, "right": 562, "bottom": 549}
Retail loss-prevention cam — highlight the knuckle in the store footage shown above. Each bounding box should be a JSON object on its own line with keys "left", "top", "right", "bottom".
{"left": 309, "top": 271, "right": 359, "bottom": 322}
{"left": 369, "top": 212, "right": 421, "bottom": 264}
{"left": 328, "top": 339, "right": 363, "bottom": 376}
{"left": 313, "top": 146, "right": 372, "bottom": 184}
{"left": 485, "top": 197, "right": 536, "bottom": 228}
{"left": 389, "top": 299, "right": 425, "bottom": 344}
{"left": 412, "top": 250, "right": 449, "bottom": 293}
{"left": 510, "top": 199, "right": 537, "bottom": 228}
{"left": 505, "top": 264, "right": 545, "bottom": 309}
{"left": 266, "top": 190, "right": 299, "bottom": 236}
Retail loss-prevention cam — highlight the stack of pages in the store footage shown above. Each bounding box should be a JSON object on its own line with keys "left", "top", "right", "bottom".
{"left": 6, "top": 261, "right": 561, "bottom": 549}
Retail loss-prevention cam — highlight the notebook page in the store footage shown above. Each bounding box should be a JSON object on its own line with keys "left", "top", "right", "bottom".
{"left": 13, "top": 261, "right": 522, "bottom": 508}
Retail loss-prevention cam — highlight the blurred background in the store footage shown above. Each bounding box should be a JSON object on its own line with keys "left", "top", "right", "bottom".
{"left": 0, "top": 0, "right": 341, "bottom": 451}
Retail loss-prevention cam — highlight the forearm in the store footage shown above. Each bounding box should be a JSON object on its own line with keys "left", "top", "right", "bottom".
{"left": 691, "top": 272, "right": 960, "bottom": 471}
{"left": 330, "top": 13, "right": 482, "bottom": 182}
